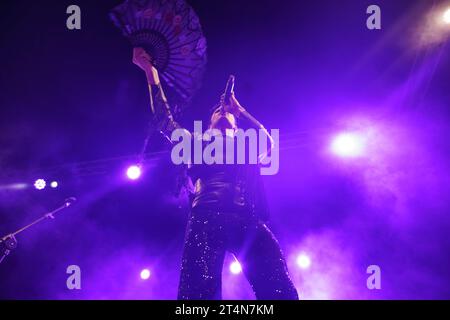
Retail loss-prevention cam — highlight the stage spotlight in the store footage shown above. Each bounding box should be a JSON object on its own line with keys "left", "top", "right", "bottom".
{"left": 33, "top": 179, "right": 46, "bottom": 190}
{"left": 331, "top": 132, "right": 365, "bottom": 158}
{"left": 296, "top": 253, "right": 311, "bottom": 270}
{"left": 0, "top": 183, "right": 28, "bottom": 191}
{"left": 50, "top": 181, "right": 58, "bottom": 188}
{"left": 126, "top": 165, "right": 142, "bottom": 180}
{"left": 140, "top": 268, "right": 151, "bottom": 280}
{"left": 444, "top": 8, "right": 450, "bottom": 24}
{"left": 230, "top": 261, "right": 242, "bottom": 275}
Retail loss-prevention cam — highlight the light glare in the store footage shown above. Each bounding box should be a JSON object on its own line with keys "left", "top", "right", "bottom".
{"left": 34, "top": 179, "right": 46, "bottom": 190}
{"left": 331, "top": 132, "right": 365, "bottom": 158}
{"left": 230, "top": 261, "right": 242, "bottom": 274}
{"left": 140, "top": 268, "right": 151, "bottom": 280}
{"left": 296, "top": 253, "right": 311, "bottom": 269}
{"left": 126, "top": 165, "right": 142, "bottom": 180}
{"left": 443, "top": 8, "right": 450, "bottom": 24}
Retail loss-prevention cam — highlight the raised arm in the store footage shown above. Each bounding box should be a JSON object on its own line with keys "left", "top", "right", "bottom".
{"left": 132, "top": 47, "right": 181, "bottom": 142}
{"left": 225, "top": 93, "right": 275, "bottom": 160}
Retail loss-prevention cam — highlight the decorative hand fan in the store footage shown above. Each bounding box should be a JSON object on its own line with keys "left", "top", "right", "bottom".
{"left": 110, "top": 0, "right": 207, "bottom": 108}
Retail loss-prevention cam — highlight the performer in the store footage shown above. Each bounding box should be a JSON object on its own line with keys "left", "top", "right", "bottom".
{"left": 132, "top": 47, "right": 299, "bottom": 300}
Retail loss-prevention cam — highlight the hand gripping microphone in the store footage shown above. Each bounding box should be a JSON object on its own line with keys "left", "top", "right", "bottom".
{"left": 219, "top": 75, "right": 235, "bottom": 111}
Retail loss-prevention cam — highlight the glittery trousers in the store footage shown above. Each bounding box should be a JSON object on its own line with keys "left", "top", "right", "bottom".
{"left": 177, "top": 207, "right": 299, "bottom": 300}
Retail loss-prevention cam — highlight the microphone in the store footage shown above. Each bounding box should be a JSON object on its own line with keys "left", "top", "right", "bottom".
{"left": 0, "top": 197, "right": 78, "bottom": 264}
{"left": 224, "top": 74, "right": 235, "bottom": 102}
{"left": 219, "top": 75, "right": 263, "bottom": 128}
{"left": 220, "top": 75, "right": 235, "bottom": 109}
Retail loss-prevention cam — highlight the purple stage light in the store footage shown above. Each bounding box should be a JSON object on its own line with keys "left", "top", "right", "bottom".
{"left": 34, "top": 179, "right": 46, "bottom": 190}
{"left": 0, "top": 183, "right": 28, "bottom": 191}
{"left": 444, "top": 8, "right": 450, "bottom": 24}
{"left": 296, "top": 253, "right": 311, "bottom": 270}
{"left": 50, "top": 181, "right": 58, "bottom": 188}
{"left": 229, "top": 261, "right": 242, "bottom": 275}
{"left": 126, "top": 165, "right": 142, "bottom": 180}
{"left": 140, "top": 268, "right": 151, "bottom": 280}
{"left": 330, "top": 132, "right": 365, "bottom": 158}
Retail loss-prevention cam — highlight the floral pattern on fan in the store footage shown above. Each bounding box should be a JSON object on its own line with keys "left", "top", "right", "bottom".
{"left": 110, "top": 0, "right": 207, "bottom": 107}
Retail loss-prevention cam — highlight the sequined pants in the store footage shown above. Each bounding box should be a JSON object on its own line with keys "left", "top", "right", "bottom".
{"left": 177, "top": 207, "right": 299, "bottom": 300}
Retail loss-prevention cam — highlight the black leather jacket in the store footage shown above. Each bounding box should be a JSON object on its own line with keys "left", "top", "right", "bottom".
{"left": 188, "top": 159, "right": 269, "bottom": 221}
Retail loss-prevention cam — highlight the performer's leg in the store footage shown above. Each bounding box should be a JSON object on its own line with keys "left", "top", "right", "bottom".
{"left": 232, "top": 220, "right": 299, "bottom": 300}
{"left": 177, "top": 209, "right": 226, "bottom": 300}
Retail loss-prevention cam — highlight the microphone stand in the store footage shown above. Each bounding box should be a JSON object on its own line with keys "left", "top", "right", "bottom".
{"left": 0, "top": 197, "right": 77, "bottom": 265}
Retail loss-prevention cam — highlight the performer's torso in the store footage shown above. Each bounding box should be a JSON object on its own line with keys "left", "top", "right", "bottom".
{"left": 189, "top": 164, "right": 247, "bottom": 210}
